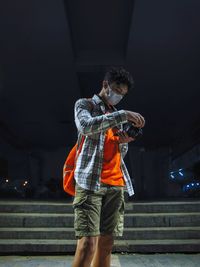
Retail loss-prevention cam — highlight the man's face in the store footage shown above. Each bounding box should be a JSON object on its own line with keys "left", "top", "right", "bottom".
{"left": 101, "top": 80, "right": 128, "bottom": 106}
{"left": 108, "top": 81, "right": 128, "bottom": 97}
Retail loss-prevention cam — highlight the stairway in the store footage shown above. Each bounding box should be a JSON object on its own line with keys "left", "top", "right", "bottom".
{"left": 0, "top": 200, "right": 200, "bottom": 254}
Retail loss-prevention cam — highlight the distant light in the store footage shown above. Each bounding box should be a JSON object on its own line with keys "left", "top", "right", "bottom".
{"left": 170, "top": 174, "right": 175, "bottom": 179}
{"left": 187, "top": 185, "right": 190, "bottom": 188}
{"left": 179, "top": 171, "right": 184, "bottom": 176}
{"left": 24, "top": 181, "right": 28, "bottom": 184}
{"left": 197, "top": 183, "right": 200, "bottom": 186}
{"left": 6, "top": 179, "right": 9, "bottom": 183}
{"left": 191, "top": 183, "right": 194, "bottom": 186}
{"left": 179, "top": 168, "right": 183, "bottom": 171}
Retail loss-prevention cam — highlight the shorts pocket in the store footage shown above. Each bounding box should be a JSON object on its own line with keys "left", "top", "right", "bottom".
{"left": 73, "top": 195, "right": 88, "bottom": 209}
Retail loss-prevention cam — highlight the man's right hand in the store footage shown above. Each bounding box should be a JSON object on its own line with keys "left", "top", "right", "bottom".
{"left": 125, "top": 110, "right": 145, "bottom": 128}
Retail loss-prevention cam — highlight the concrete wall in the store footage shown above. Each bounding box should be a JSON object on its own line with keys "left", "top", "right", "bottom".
{"left": 127, "top": 146, "right": 170, "bottom": 200}
{"left": 1, "top": 136, "right": 199, "bottom": 200}
{"left": 0, "top": 138, "right": 71, "bottom": 198}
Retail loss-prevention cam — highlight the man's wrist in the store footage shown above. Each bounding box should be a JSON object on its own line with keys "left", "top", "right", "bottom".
{"left": 120, "top": 110, "right": 128, "bottom": 123}
{"left": 124, "top": 110, "right": 129, "bottom": 121}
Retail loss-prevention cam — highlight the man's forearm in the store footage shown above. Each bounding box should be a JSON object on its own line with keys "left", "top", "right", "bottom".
{"left": 74, "top": 99, "right": 128, "bottom": 135}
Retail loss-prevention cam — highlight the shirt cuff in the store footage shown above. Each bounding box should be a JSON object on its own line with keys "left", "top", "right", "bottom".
{"left": 115, "top": 110, "right": 128, "bottom": 125}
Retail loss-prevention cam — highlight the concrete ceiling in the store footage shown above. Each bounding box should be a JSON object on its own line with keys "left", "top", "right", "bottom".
{"left": 0, "top": 0, "right": 200, "bottom": 152}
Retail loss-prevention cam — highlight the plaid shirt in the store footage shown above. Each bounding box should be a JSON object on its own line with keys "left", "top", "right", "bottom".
{"left": 74, "top": 94, "right": 135, "bottom": 196}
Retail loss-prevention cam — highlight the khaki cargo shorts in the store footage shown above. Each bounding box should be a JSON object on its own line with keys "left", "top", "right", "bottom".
{"left": 73, "top": 183, "right": 125, "bottom": 238}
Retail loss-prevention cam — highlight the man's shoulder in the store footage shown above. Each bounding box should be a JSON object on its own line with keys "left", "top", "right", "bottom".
{"left": 74, "top": 97, "right": 96, "bottom": 109}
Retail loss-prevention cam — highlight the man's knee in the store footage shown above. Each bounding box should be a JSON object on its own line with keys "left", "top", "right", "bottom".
{"left": 98, "top": 235, "right": 114, "bottom": 252}
{"left": 77, "top": 236, "right": 98, "bottom": 255}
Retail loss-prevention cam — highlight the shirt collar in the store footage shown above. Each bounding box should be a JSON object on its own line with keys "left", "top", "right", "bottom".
{"left": 92, "top": 94, "right": 103, "bottom": 105}
{"left": 92, "top": 94, "right": 117, "bottom": 113}
{"left": 92, "top": 94, "right": 106, "bottom": 114}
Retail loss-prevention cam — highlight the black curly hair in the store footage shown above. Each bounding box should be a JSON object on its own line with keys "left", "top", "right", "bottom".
{"left": 104, "top": 66, "right": 134, "bottom": 91}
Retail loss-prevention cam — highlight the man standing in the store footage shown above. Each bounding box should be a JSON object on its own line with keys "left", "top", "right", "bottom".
{"left": 71, "top": 67, "right": 145, "bottom": 267}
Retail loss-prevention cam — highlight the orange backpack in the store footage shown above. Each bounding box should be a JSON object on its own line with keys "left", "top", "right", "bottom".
{"left": 63, "top": 136, "right": 85, "bottom": 196}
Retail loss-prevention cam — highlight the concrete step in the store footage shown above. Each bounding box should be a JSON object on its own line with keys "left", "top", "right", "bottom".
{"left": 0, "top": 200, "right": 200, "bottom": 213}
{"left": 0, "top": 239, "right": 199, "bottom": 254}
{"left": 0, "top": 212, "right": 200, "bottom": 227}
{"left": 114, "top": 239, "right": 200, "bottom": 253}
{"left": 118, "top": 226, "right": 200, "bottom": 240}
{"left": 0, "top": 227, "right": 200, "bottom": 240}
{"left": 0, "top": 201, "right": 73, "bottom": 214}
{"left": 1, "top": 201, "right": 200, "bottom": 253}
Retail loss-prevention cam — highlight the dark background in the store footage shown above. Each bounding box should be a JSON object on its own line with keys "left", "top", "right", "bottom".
{"left": 0, "top": 0, "right": 200, "bottom": 200}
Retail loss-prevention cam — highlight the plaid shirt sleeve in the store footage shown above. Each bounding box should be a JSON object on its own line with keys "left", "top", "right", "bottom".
{"left": 74, "top": 98, "right": 128, "bottom": 135}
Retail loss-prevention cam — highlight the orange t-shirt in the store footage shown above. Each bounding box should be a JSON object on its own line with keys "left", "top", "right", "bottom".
{"left": 101, "top": 127, "right": 125, "bottom": 186}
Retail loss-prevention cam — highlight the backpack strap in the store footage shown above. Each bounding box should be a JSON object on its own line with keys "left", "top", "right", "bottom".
{"left": 76, "top": 98, "right": 94, "bottom": 151}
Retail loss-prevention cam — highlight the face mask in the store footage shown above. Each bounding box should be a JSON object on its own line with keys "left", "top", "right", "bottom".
{"left": 105, "top": 86, "right": 123, "bottom": 105}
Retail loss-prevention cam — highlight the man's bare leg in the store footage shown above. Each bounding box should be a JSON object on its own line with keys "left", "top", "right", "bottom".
{"left": 91, "top": 234, "right": 114, "bottom": 267}
{"left": 71, "top": 236, "right": 98, "bottom": 267}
